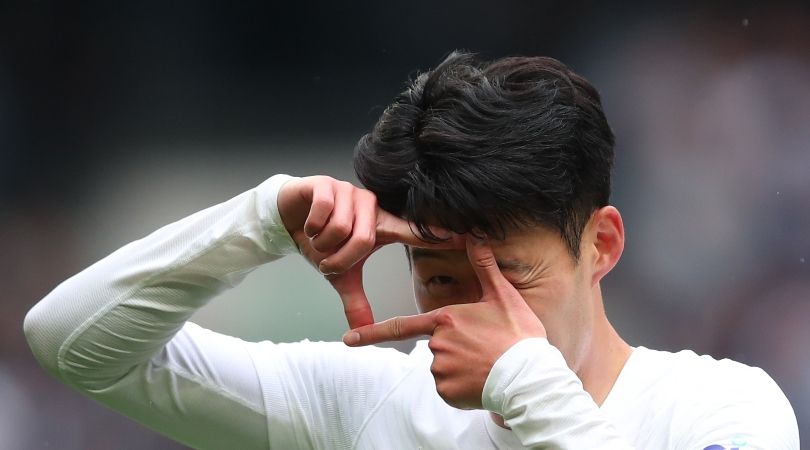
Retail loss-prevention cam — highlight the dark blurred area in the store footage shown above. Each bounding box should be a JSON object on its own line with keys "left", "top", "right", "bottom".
{"left": 2, "top": 1, "right": 808, "bottom": 448}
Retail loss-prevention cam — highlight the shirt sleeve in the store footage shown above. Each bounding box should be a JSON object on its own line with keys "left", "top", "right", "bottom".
{"left": 482, "top": 339, "right": 800, "bottom": 450}
{"left": 23, "top": 174, "right": 302, "bottom": 450}
{"left": 482, "top": 338, "right": 635, "bottom": 449}
{"left": 675, "top": 364, "right": 800, "bottom": 450}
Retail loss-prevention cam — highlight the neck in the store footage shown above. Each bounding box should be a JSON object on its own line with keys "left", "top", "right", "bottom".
{"left": 491, "top": 288, "right": 631, "bottom": 428}
{"left": 577, "top": 311, "right": 632, "bottom": 406}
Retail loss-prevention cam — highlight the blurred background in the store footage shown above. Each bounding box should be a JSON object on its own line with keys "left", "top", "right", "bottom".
{"left": 2, "top": 0, "right": 808, "bottom": 448}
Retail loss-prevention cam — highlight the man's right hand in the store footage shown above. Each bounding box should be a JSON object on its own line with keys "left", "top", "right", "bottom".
{"left": 277, "top": 176, "right": 463, "bottom": 329}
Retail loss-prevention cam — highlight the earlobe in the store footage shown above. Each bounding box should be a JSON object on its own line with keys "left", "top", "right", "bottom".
{"left": 590, "top": 206, "right": 625, "bottom": 285}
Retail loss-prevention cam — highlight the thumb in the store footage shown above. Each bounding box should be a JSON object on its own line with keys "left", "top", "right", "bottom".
{"left": 376, "top": 209, "right": 465, "bottom": 250}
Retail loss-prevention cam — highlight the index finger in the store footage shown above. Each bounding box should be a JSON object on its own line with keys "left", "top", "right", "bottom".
{"left": 375, "top": 209, "right": 464, "bottom": 250}
{"left": 466, "top": 236, "right": 511, "bottom": 296}
{"left": 327, "top": 261, "right": 375, "bottom": 329}
{"left": 342, "top": 311, "right": 437, "bottom": 346}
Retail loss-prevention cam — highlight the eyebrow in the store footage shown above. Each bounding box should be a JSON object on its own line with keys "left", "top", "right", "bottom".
{"left": 410, "top": 248, "right": 534, "bottom": 274}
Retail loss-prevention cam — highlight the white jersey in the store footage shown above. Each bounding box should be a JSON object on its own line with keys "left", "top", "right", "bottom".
{"left": 24, "top": 175, "right": 799, "bottom": 449}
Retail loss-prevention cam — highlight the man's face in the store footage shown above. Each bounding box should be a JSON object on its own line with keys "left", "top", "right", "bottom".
{"left": 408, "top": 225, "right": 597, "bottom": 372}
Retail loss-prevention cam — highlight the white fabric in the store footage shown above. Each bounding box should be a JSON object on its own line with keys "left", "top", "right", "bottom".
{"left": 24, "top": 175, "right": 799, "bottom": 449}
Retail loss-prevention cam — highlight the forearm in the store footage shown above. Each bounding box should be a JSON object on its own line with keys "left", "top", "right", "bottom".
{"left": 24, "top": 174, "right": 297, "bottom": 389}
{"left": 483, "top": 338, "right": 634, "bottom": 449}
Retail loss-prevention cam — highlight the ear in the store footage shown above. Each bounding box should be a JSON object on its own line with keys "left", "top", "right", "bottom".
{"left": 586, "top": 206, "right": 625, "bottom": 285}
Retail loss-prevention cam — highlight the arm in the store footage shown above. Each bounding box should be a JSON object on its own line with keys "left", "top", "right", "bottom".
{"left": 24, "top": 175, "right": 298, "bottom": 449}
{"left": 485, "top": 340, "right": 800, "bottom": 449}
{"left": 24, "top": 174, "right": 462, "bottom": 449}
{"left": 483, "top": 338, "right": 632, "bottom": 449}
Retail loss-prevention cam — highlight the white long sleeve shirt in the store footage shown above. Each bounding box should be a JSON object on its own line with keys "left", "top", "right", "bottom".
{"left": 24, "top": 175, "right": 799, "bottom": 449}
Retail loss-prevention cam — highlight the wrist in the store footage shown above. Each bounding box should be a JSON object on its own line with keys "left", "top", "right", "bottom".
{"left": 275, "top": 177, "right": 308, "bottom": 238}
{"left": 256, "top": 174, "right": 300, "bottom": 256}
{"left": 481, "top": 337, "right": 558, "bottom": 414}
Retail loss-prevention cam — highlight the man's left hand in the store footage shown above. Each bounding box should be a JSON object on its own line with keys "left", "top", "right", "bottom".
{"left": 343, "top": 236, "right": 547, "bottom": 410}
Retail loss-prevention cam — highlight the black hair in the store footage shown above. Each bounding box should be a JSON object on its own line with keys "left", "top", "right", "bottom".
{"left": 354, "top": 51, "right": 615, "bottom": 259}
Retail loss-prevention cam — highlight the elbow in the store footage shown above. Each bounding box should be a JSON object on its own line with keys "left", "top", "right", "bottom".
{"left": 23, "top": 299, "right": 60, "bottom": 377}
{"left": 24, "top": 293, "right": 144, "bottom": 391}
{"left": 23, "top": 300, "right": 114, "bottom": 389}
{"left": 23, "top": 296, "right": 108, "bottom": 388}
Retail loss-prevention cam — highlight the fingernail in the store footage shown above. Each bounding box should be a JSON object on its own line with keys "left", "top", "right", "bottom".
{"left": 470, "top": 234, "right": 487, "bottom": 245}
{"left": 342, "top": 331, "right": 360, "bottom": 346}
{"left": 318, "top": 261, "right": 331, "bottom": 274}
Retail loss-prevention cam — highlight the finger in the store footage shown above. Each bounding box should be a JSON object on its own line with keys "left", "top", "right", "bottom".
{"left": 376, "top": 210, "right": 465, "bottom": 249}
{"left": 327, "top": 262, "right": 375, "bottom": 329}
{"left": 303, "top": 180, "right": 334, "bottom": 238}
{"left": 466, "top": 235, "right": 510, "bottom": 297}
{"left": 343, "top": 312, "right": 438, "bottom": 346}
{"left": 318, "top": 189, "right": 377, "bottom": 274}
{"left": 310, "top": 182, "right": 354, "bottom": 252}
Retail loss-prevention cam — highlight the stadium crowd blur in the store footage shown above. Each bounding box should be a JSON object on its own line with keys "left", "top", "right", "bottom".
{"left": 2, "top": 1, "right": 808, "bottom": 448}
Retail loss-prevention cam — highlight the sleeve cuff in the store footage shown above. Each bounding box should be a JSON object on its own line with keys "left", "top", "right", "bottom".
{"left": 480, "top": 338, "right": 633, "bottom": 447}
{"left": 482, "top": 337, "right": 568, "bottom": 414}
{"left": 256, "top": 174, "right": 300, "bottom": 256}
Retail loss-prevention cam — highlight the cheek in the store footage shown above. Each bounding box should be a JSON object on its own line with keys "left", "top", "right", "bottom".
{"left": 524, "top": 280, "right": 584, "bottom": 363}
{"left": 412, "top": 282, "right": 434, "bottom": 313}
{"left": 412, "top": 279, "right": 453, "bottom": 313}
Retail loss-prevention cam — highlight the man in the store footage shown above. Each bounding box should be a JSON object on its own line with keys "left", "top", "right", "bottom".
{"left": 24, "top": 52, "right": 799, "bottom": 449}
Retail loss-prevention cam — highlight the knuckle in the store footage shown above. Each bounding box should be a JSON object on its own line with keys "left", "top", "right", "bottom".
{"left": 429, "top": 360, "right": 445, "bottom": 378}
{"left": 324, "top": 260, "right": 349, "bottom": 274}
{"left": 362, "top": 233, "right": 377, "bottom": 251}
{"left": 359, "top": 188, "right": 377, "bottom": 204}
{"left": 339, "top": 180, "right": 356, "bottom": 192}
{"left": 344, "top": 304, "right": 365, "bottom": 317}
{"left": 312, "top": 194, "right": 334, "bottom": 210}
{"left": 331, "top": 221, "right": 353, "bottom": 239}
{"left": 318, "top": 175, "right": 338, "bottom": 190}
{"left": 323, "top": 272, "right": 340, "bottom": 282}
{"left": 342, "top": 302, "right": 370, "bottom": 322}
{"left": 473, "top": 254, "right": 497, "bottom": 269}
{"left": 388, "top": 317, "right": 403, "bottom": 339}
{"left": 350, "top": 231, "right": 375, "bottom": 252}
{"left": 310, "top": 237, "right": 331, "bottom": 253}
{"left": 303, "top": 222, "right": 321, "bottom": 237}
{"left": 434, "top": 309, "right": 455, "bottom": 327}
{"left": 342, "top": 298, "right": 362, "bottom": 314}
{"left": 434, "top": 381, "right": 454, "bottom": 403}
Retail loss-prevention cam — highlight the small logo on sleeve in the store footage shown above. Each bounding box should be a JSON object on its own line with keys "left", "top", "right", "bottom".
{"left": 702, "top": 434, "right": 750, "bottom": 450}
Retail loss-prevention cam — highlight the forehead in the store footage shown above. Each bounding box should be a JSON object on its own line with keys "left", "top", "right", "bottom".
{"left": 409, "top": 226, "right": 569, "bottom": 271}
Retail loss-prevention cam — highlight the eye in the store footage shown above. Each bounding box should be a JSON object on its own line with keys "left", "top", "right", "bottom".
{"left": 422, "top": 275, "right": 461, "bottom": 299}
{"left": 427, "top": 275, "right": 457, "bottom": 286}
